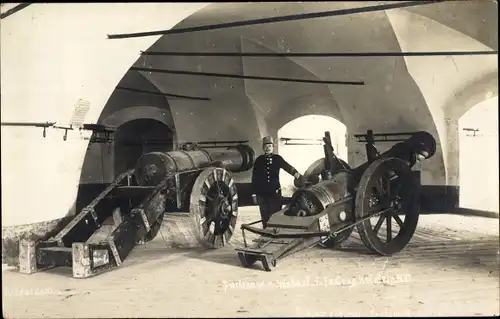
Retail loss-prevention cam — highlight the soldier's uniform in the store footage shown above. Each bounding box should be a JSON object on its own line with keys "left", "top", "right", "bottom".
{"left": 251, "top": 136, "right": 300, "bottom": 228}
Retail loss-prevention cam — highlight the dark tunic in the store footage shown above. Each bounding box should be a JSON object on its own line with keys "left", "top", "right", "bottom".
{"left": 251, "top": 154, "right": 298, "bottom": 197}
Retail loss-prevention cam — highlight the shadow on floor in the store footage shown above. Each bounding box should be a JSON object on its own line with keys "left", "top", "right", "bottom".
{"left": 5, "top": 216, "right": 497, "bottom": 279}
{"left": 183, "top": 226, "right": 499, "bottom": 275}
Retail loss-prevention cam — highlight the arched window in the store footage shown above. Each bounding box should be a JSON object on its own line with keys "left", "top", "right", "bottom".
{"left": 277, "top": 115, "right": 347, "bottom": 196}
{"left": 458, "top": 96, "right": 498, "bottom": 212}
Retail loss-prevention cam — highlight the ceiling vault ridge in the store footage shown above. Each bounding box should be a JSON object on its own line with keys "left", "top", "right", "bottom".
{"left": 397, "top": 7, "right": 494, "bottom": 50}
{"left": 135, "top": 70, "right": 177, "bottom": 104}
{"left": 239, "top": 35, "right": 338, "bottom": 114}
{"left": 383, "top": 8, "right": 410, "bottom": 74}
{"left": 239, "top": 35, "right": 329, "bottom": 84}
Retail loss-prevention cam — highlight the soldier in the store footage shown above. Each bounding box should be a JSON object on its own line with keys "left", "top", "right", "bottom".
{"left": 251, "top": 136, "right": 305, "bottom": 228}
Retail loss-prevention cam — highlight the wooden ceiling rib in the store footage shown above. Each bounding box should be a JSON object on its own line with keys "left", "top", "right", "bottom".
{"left": 0, "top": 3, "right": 32, "bottom": 20}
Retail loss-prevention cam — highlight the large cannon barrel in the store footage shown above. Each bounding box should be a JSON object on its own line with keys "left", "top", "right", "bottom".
{"left": 352, "top": 131, "right": 436, "bottom": 175}
{"left": 288, "top": 175, "right": 353, "bottom": 217}
{"left": 291, "top": 131, "right": 436, "bottom": 217}
{"left": 134, "top": 145, "right": 255, "bottom": 186}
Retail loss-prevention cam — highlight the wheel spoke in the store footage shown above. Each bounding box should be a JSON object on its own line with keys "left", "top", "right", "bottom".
{"left": 384, "top": 176, "right": 391, "bottom": 197}
{"left": 388, "top": 170, "right": 399, "bottom": 180}
{"left": 391, "top": 179, "right": 403, "bottom": 197}
{"left": 355, "top": 157, "right": 420, "bottom": 255}
{"left": 386, "top": 215, "right": 392, "bottom": 242}
{"left": 366, "top": 204, "right": 385, "bottom": 214}
{"left": 393, "top": 213, "right": 404, "bottom": 228}
{"left": 374, "top": 179, "right": 384, "bottom": 196}
{"left": 373, "top": 215, "right": 385, "bottom": 235}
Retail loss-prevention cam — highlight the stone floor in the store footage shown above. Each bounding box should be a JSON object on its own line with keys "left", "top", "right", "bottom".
{"left": 2, "top": 208, "right": 499, "bottom": 318}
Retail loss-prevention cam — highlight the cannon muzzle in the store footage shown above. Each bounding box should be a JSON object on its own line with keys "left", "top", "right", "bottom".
{"left": 353, "top": 130, "right": 436, "bottom": 175}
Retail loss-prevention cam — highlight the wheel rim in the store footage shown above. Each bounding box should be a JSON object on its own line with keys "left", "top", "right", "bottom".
{"left": 190, "top": 167, "right": 238, "bottom": 248}
{"left": 356, "top": 157, "right": 419, "bottom": 255}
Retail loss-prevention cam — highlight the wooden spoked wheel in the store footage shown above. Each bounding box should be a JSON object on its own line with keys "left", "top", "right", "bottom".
{"left": 189, "top": 167, "right": 239, "bottom": 249}
{"left": 355, "top": 157, "right": 420, "bottom": 256}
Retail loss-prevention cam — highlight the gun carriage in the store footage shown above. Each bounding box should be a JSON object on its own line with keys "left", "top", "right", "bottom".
{"left": 19, "top": 140, "right": 255, "bottom": 278}
{"left": 236, "top": 130, "right": 436, "bottom": 271}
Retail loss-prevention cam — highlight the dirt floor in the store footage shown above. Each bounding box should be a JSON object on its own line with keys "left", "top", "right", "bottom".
{"left": 2, "top": 207, "right": 499, "bottom": 318}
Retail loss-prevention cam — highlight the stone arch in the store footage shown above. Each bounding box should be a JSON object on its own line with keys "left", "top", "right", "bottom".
{"left": 266, "top": 94, "right": 344, "bottom": 154}
{"left": 444, "top": 71, "right": 498, "bottom": 186}
{"left": 79, "top": 106, "right": 177, "bottom": 184}
{"left": 277, "top": 114, "right": 348, "bottom": 196}
{"left": 103, "top": 106, "right": 177, "bottom": 177}
{"left": 268, "top": 94, "right": 344, "bottom": 129}
{"left": 457, "top": 96, "right": 498, "bottom": 211}
{"left": 240, "top": 35, "right": 354, "bottom": 128}
{"left": 240, "top": 35, "right": 345, "bottom": 154}
{"left": 277, "top": 114, "right": 348, "bottom": 159}
{"left": 101, "top": 106, "right": 176, "bottom": 133}
{"left": 238, "top": 14, "right": 447, "bottom": 185}
{"left": 112, "top": 118, "right": 174, "bottom": 177}
{"left": 445, "top": 71, "right": 499, "bottom": 120}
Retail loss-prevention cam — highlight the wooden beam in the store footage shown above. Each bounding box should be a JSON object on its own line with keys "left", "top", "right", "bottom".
{"left": 107, "top": 1, "right": 445, "bottom": 39}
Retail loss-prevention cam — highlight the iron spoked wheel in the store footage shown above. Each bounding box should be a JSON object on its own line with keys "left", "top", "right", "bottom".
{"left": 190, "top": 167, "right": 238, "bottom": 249}
{"left": 302, "top": 157, "right": 351, "bottom": 186}
{"left": 355, "top": 157, "right": 420, "bottom": 256}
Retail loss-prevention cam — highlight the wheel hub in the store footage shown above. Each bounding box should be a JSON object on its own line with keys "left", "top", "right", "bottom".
{"left": 368, "top": 194, "right": 379, "bottom": 207}
{"left": 143, "top": 164, "right": 158, "bottom": 182}
{"left": 219, "top": 198, "right": 231, "bottom": 218}
{"left": 211, "top": 193, "right": 231, "bottom": 232}
{"left": 296, "top": 209, "right": 308, "bottom": 217}
{"left": 389, "top": 196, "right": 402, "bottom": 211}
{"left": 190, "top": 167, "right": 238, "bottom": 249}
{"left": 210, "top": 184, "right": 231, "bottom": 217}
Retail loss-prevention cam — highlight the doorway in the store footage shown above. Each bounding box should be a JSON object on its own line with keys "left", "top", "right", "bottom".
{"left": 458, "top": 96, "right": 499, "bottom": 212}
{"left": 277, "top": 115, "right": 348, "bottom": 196}
{"left": 114, "top": 119, "right": 174, "bottom": 177}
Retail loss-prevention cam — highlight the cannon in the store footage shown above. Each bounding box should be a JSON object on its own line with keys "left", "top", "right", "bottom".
{"left": 131, "top": 142, "right": 254, "bottom": 247}
{"left": 19, "top": 140, "right": 255, "bottom": 278}
{"left": 235, "top": 130, "right": 436, "bottom": 271}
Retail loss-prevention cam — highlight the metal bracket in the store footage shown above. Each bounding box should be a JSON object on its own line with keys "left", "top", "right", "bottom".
{"left": 280, "top": 137, "right": 323, "bottom": 146}
{"left": 354, "top": 131, "right": 420, "bottom": 143}
{"left": 80, "top": 124, "right": 116, "bottom": 151}
{"left": 0, "top": 121, "right": 56, "bottom": 138}
{"left": 53, "top": 124, "right": 74, "bottom": 141}
{"left": 178, "top": 139, "right": 249, "bottom": 150}
{"left": 462, "top": 128, "right": 479, "bottom": 137}
{"left": 88, "top": 208, "right": 100, "bottom": 228}
{"left": 18, "top": 240, "right": 37, "bottom": 274}
{"left": 241, "top": 219, "right": 262, "bottom": 248}
{"left": 72, "top": 243, "right": 92, "bottom": 278}
{"left": 137, "top": 209, "right": 151, "bottom": 233}
{"left": 108, "top": 239, "right": 122, "bottom": 266}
